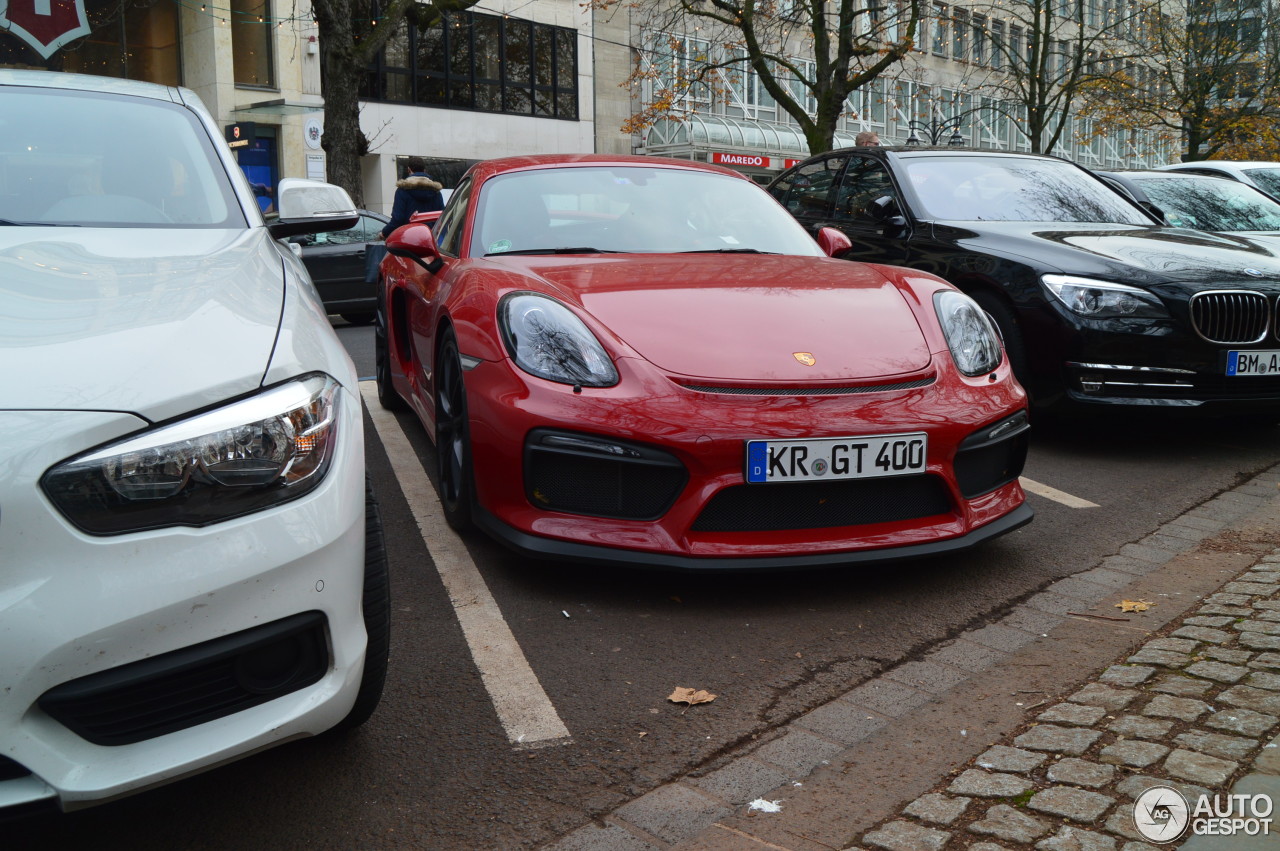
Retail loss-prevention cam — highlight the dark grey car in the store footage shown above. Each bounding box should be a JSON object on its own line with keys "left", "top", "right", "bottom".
{"left": 289, "top": 209, "right": 389, "bottom": 324}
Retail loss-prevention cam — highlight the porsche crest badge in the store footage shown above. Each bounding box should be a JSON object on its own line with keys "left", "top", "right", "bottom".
{"left": 793, "top": 352, "right": 816, "bottom": 366}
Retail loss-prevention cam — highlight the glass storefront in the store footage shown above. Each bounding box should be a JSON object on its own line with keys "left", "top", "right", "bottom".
{"left": 0, "top": 0, "right": 179, "bottom": 84}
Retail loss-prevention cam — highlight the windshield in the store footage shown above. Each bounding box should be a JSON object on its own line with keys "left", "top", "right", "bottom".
{"left": 1134, "top": 175, "right": 1280, "bottom": 232}
{"left": 903, "top": 156, "right": 1153, "bottom": 224}
{"left": 1244, "top": 167, "right": 1280, "bottom": 198}
{"left": 0, "top": 86, "right": 244, "bottom": 228}
{"left": 470, "top": 166, "right": 825, "bottom": 257}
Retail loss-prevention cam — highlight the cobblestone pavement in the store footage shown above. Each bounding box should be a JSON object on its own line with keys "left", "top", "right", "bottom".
{"left": 852, "top": 557, "right": 1280, "bottom": 851}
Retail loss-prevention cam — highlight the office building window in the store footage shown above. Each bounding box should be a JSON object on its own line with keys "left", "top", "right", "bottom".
{"left": 363, "top": 10, "right": 578, "bottom": 121}
{"left": 232, "top": 0, "right": 274, "bottom": 88}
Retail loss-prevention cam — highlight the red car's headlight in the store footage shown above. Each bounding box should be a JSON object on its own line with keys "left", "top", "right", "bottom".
{"left": 499, "top": 292, "right": 618, "bottom": 387}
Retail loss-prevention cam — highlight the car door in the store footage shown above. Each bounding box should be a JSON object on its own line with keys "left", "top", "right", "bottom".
{"left": 770, "top": 155, "right": 846, "bottom": 236}
{"left": 300, "top": 213, "right": 385, "bottom": 301}
{"left": 827, "top": 155, "right": 913, "bottom": 267}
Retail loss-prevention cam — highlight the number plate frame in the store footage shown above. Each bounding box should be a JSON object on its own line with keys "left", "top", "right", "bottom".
{"left": 1227, "top": 350, "right": 1280, "bottom": 377}
{"left": 745, "top": 432, "right": 928, "bottom": 484}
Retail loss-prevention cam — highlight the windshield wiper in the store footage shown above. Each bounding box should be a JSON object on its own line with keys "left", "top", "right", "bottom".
{"left": 487, "top": 247, "right": 626, "bottom": 256}
{"left": 0, "top": 218, "right": 80, "bottom": 227}
{"left": 679, "top": 248, "right": 773, "bottom": 254}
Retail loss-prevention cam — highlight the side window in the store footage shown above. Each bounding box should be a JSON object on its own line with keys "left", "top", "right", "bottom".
{"left": 834, "top": 157, "right": 896, "bottom": 221}
{"left": 772, "top": 158, "right": 845, "bottom": 219}
{"left": 435, "top": 177, "right": 472, "bottom": 257}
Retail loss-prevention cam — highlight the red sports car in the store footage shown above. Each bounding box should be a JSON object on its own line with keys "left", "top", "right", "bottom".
{"left": 376, "top": 154, "right": 1032, "bottom": 569}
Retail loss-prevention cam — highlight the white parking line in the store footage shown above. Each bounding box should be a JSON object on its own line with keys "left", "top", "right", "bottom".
{"left": 360, "top": 382, "right": 572, "bottom": 750}
{"left": 1019, "top": 477, "right": 1100, "bottom": 509}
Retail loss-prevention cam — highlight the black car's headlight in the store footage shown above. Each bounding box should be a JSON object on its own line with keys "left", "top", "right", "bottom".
{"left": 1042, "top": 274, "right": 1169, "bottom": 319}
{"left": 934, "top": 290, "right": 1003, "bottom": 377}
{"left": 43, "top": 374, "right": 341, "bottom": 535}
{"left": 499, "top": 292, "right": 618, "bottom": 387}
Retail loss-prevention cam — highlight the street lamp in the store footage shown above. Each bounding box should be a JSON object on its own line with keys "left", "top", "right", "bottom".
{"left": 903, "top": 117, "right": 970, "bottom": 147}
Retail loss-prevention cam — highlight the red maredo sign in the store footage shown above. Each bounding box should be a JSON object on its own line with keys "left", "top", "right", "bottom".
{"left": 712, "top": 152, "right": 768, "bottom": 168}
{"left": 1, "top": 0, "right": 91, "bottom": 59}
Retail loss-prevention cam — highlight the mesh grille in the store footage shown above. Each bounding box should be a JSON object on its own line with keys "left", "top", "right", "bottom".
{"left": 527, "top": 447, "right": 686, "bottom": 520}
{"left": 680, "top": 377, "right": 935, "bottom": 396}
{"left": 40, "top": 613, "right": 328, "bottom": 746}
{"left": 692, "top": 475, "right": 953, "bottom": 533}
{"left": 1190, "top": 291, "right": 1269, "bottom": 344}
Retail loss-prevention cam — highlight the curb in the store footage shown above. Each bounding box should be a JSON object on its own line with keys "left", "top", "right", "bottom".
{"left": 543, "top": 465, "right": 1280, "bottom": 851}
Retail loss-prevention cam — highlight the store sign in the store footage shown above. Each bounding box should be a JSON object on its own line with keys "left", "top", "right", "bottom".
{"left": 225, "top": 122, "right": 257, "bottom": 150}
{"left": 0, "top": 0, "right": 91, "bottom": 59}
{"left": 712, "top": 152, "right": 769, "bottom": 168}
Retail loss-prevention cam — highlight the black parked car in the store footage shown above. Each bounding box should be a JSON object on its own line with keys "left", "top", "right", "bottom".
{"left": 768, "top": 148, "right": 1280, "bottom": 414}
{"left": 288, "top": 209, "right": 389, "bottom": 324}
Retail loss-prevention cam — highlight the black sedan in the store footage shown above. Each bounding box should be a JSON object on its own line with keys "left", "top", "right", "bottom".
{"left": 769, "top": 148, "right": 1280, "bottom": 415}
{"left": 288, "top": 209, "right": 389, "bottom": 324}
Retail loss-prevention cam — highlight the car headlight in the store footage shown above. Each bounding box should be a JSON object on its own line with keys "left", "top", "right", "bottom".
{"left": 1042, "top": 274, "right": 1168, "bottom": 319}
{"left": 42, "top": 374, "right": 341, "bottom": 535}
{"left": 934, "top": 290, "right": 1003, "bottom": 377}
{"left": 499, "top": 293, "right": 618, "bottom": 387}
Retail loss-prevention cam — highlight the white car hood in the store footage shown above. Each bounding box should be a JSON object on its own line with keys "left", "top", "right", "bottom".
{"left": 0, "top": 227, "right": 284, "bottom": 421}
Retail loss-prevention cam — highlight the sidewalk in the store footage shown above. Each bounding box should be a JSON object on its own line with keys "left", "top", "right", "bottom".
{"left": 545, "top": 466, "right": 1280, "bottom": 851}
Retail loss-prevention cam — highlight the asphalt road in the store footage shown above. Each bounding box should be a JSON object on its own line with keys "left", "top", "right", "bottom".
{"left": 14, "top": 320, "right": 1280, "bottom": 850}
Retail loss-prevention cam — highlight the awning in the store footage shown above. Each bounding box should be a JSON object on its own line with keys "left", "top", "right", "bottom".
{"left": 232, "top": 98, "right": 324, "bottom": 116}
{"left": 641, "top": 114, "right": 861, "bottom": 161}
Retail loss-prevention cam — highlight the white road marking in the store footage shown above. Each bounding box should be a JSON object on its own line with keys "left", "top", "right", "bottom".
{"left": 360, "top": 381, "right": 572, "bottom": 750}
{"left": 1019, "top": 477, "right": 1100, "bottom": 509}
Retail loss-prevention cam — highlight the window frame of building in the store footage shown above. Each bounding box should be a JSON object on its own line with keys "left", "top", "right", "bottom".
{"left": 231, "top": 0, "right": 275, "bottom": 89}
{"left": 361, "top": 10, "right": 579, "bottom": 121}
{"left": 932, "top": 3, "right": 951, "bottom": 56}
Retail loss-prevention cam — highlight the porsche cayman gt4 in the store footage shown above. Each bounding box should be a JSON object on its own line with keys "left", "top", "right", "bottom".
{"left": 376, "top": 154, "right": 1032, "bottom": 569}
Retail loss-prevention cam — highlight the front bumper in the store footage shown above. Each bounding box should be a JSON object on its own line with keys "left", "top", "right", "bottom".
{"left": 464, "top": 352, "right": 1031, "bottom": 566}
{"left": 0, "top": 389, "right": 367, "bottom": 812}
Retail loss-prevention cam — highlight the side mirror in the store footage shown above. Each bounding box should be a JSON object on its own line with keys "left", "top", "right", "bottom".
{"left": 868, "top": 195, "right": 906, "bottom": 225}
{"left": 816, "top": 227, "right": 853, "bottom": 258}
{"left": 387, "top": 220, "right": 444, "bottom": 274}
{"left": 267, "top": 178, "right": 360, "bottom": 239}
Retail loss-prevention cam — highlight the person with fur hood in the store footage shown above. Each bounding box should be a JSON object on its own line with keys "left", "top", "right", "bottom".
{"left": 379, "top": 156, "right": 444, "bottom": 239}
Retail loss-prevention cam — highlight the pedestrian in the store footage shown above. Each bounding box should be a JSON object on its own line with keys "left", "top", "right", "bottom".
{"left": 379, "top": 156, "right": 444, "bottom": 239}
{"left": 855, "top": 130, "right": 881, "bottom": 147}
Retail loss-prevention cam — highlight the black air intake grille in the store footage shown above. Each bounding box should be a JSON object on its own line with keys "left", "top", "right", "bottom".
{"left": 1190, "top": 291, "right": 1268, "bottom": 344}
{"left": 681, "top": 377, "right": 936, "bottom": 396}
{"left": 39, "top": 612, "right": 329, "bottom": 746}
{"left": 693, "top": 475, "right": 953, "bottom": 532}
{"left": 0, "top": 756, "right": 31, "bottom": 782}
{"left": 526, "top": 430, "right": 687, "bottom": 520}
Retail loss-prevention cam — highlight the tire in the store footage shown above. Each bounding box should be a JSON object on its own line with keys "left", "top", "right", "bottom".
{"left": 341, "top": 312, "right": 375, "bottom": 326}
{"left": 374, "top": 297, "right": 407, "bottom": 412}
{"left": 435, "top": 328, "right": 475, "bottom": 532}
{"left": 330, "top": 479, "right": 391, "bottom": 733}
{"left": 969, "top": 289, "right": 1030, "bottom": 390}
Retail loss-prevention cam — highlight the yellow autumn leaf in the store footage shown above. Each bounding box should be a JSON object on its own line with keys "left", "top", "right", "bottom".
{"left": 1116, "top": 600, "right": 1154, "bottom": 613}
{"left": 668, "top": 687, "right": 717, "bottom": 706}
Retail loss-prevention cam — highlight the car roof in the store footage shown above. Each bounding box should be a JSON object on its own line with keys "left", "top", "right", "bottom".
{"left": 463, "top": 153, "right": 747, "bottom": 184}
{"left": 1159, "top": 161, "right": 1280, "bottom": 174}
{"left": 0, "top": 68, "right": 181, "bottom": 102}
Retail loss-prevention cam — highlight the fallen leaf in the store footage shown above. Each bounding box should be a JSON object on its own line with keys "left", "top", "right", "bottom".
{"left": 668, "top": 687, "right": 717, "bottom": 706}
{"left": 1116, "top": 600, "right": 1154, "bottom": 613}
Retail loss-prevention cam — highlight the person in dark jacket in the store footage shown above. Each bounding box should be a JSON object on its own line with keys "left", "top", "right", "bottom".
{"left": 379, "top": 156, "right": 444, "bottom": 239}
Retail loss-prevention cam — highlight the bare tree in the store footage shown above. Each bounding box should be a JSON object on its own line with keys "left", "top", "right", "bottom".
{"left": 967, "top": 0, "right": 1139, "bottom": 155}
{"left": 592, "top": 0, "right": 922, "bottom": 156}
{"left": 311, "top": 0, "right": 479, "bottom": 205}
{"left": 1091, "top": 0, "right": 1280, "bottom": 161}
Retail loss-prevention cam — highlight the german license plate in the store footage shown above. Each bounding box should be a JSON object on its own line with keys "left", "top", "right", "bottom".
{"left": 746, "top": 433, "right": 928, "bottom": 483}
{"left": 1227, "top": 350, "right": 1280, "bottom": 376}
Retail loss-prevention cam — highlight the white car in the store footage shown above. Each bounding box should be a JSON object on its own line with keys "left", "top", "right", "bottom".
{"left": 1157, "top": 160, "right": 1280, "bottom": 203}
{"left": 0, "top": 70, "right": 389, "bottom": 814}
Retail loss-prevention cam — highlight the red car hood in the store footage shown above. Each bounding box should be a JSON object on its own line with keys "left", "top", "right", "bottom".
{"left": 510, "top": 254, "right": 933, "bottom": 382}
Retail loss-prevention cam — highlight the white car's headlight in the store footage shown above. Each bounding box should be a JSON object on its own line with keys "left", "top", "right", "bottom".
{"left": 499, "top": 293, "right": 618, "bottom": 387}
{"left": 934, "top": 291, "right": 1003, "bottom": 377}
{"left": 43, "top": 374, "right": 341, "bottom": 535}
{"left": 1042, "top": 274, "right": 1169, "bottom": 319}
